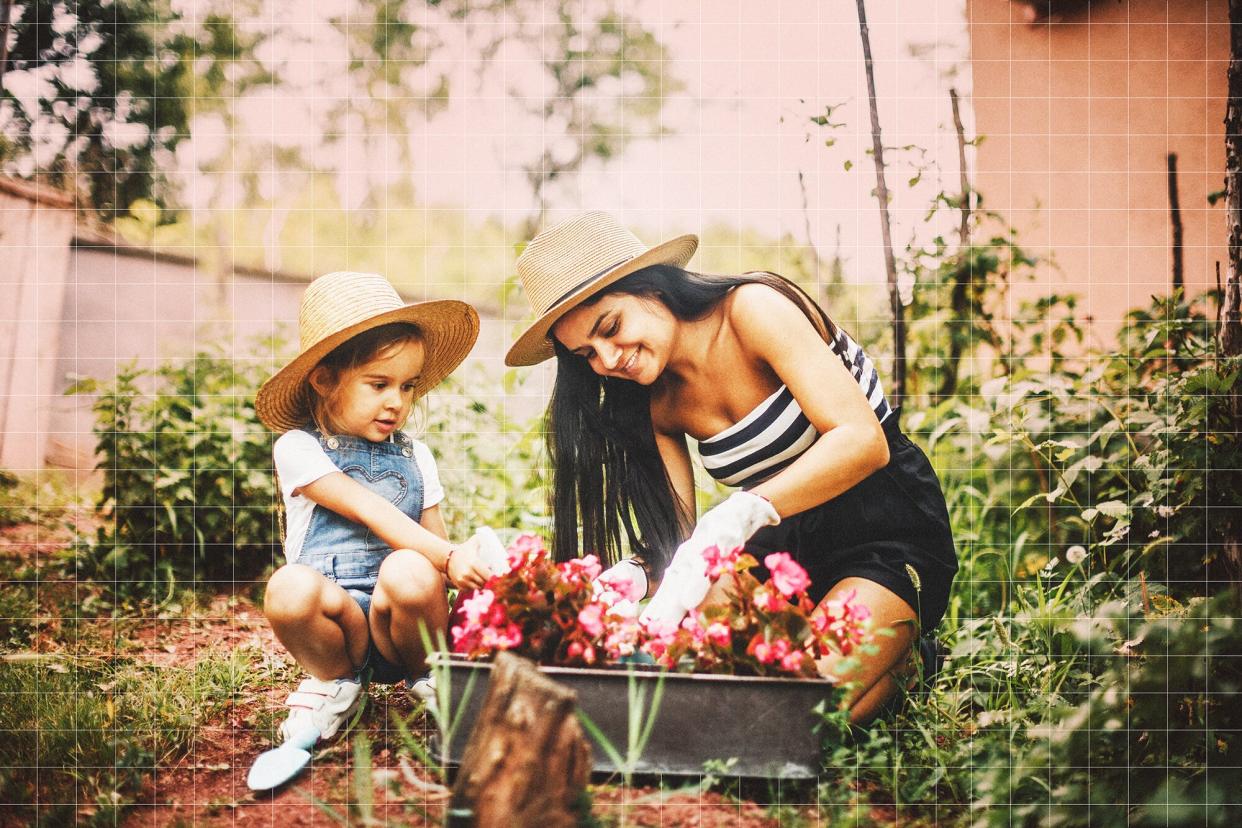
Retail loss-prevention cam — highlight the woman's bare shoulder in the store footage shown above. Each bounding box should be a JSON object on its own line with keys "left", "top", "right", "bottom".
{"left": 724, "top": 281, "right": 817, "bottom": 348}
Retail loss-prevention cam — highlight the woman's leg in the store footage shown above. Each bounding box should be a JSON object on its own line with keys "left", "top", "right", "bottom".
{"left": 370, "top": 549, "right": 449, "bottom": 676}
{"left": 816, "top": 576, "right": 919, "bottom": 726}
{"left": 264, "top": 563, "right": 370, "bottom": 680}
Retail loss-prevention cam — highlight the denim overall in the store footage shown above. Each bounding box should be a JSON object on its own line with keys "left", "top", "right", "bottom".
{"left": 296, "top": 427, "right": 424, "bottom": 683}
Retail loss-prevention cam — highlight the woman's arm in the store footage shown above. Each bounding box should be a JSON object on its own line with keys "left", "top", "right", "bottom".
{"left": 654, "top": 426, "right": 696, "bottom": 539}
{"left": 729, "top": 284, "right": 890, "bottom": 517}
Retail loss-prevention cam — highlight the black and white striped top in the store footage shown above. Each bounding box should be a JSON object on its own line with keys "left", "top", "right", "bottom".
{"left": 697, "top": 330, "right": 891, "bottom": 488}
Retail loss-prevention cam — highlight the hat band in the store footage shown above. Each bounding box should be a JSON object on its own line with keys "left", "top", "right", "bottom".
{"left": 545, "top": 256, "right": 633, "bottom": 311}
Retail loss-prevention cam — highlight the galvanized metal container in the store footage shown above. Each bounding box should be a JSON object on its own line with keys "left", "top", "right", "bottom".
{"left": 429, "top": 654, "right": 840, "bottom": 778}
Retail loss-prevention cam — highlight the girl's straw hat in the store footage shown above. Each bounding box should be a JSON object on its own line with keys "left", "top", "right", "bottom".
{"left": 505, "top": 212, "right": 698, "bottom": 366}
{"left": 256, "top": 271, "right": 479, "bottom": 432}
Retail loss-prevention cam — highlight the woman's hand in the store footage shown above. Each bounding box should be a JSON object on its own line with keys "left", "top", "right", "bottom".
{"left": 640, "top": 491, "right": 779, "bottom": 625}
{"left": 445, "top": 536, "right": 492, "bottom": 590}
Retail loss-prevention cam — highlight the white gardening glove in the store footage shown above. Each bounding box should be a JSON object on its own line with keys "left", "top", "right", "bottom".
{"left": 639, "top": 491, "right": 779, "bottom": 626}
{"left": 472, "top": 526, "right": 509, "bottom": 576}
{"left": 593, "top": 558, "right": 649, "bottom": 609}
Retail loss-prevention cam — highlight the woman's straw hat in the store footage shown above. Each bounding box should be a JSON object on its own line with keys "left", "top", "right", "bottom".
{"left": 256, "top": 271, "right": 479, "bottom": 432}
{"left": 505, "top": 212, "right": 698, "bottom": 366}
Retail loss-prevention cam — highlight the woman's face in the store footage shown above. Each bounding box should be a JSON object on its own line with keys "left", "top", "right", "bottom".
{"left": 552, "top": 292, "right": 676, "bottom": 385}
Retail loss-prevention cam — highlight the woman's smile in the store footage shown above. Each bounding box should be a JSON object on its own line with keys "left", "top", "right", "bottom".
{"left": 552, "top": 293, "right": 676, "bottom": 385}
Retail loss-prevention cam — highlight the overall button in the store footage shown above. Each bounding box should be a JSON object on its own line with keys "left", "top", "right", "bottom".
{"left": 402, "top": 447, "right": 412, "bottom": 458}
{"left": 326, "top": 436, "right": 340, "bottom": 450}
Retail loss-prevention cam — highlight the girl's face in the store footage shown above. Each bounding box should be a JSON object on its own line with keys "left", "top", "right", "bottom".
{"left": 315, "top": 338, "right": 425, "bottom": 441}
{"left": 552, "top": 292, "right": 676, "bottom": 385}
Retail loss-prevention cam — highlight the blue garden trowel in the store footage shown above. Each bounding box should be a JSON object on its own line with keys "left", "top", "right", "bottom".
{"left": 247, "top": 726, "right": 320, "bottom": 791}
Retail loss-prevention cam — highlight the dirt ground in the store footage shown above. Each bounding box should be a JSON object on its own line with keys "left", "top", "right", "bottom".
{"left": 3, "top": 522, "right": 865, "bottom": 826}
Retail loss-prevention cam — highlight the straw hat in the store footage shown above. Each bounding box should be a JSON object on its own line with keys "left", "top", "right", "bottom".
{"left": 505, "top": 212, "right": 698, "bottom": 366}
{"left": 256, "top": 271, "right": 479, "bottom": 432}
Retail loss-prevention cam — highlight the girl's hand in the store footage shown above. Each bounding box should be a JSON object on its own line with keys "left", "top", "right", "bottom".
{"left": 445, "top": 536, "right": 492, "bottom": 590}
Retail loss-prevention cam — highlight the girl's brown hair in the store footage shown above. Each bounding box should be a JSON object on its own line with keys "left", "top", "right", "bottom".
{"left": 306, "top": 322, "right": 423, "bottom": 435}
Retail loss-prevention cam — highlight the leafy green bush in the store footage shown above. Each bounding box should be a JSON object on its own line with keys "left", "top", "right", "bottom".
{"left": 972, "top": 590, "right": 1241, "bottom": 827}
{"left": 68, "top": 347, "right": 281, "bottom": 602}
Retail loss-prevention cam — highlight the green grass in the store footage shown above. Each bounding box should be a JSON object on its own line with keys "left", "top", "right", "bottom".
{"left": 0, "top": 643, "right": 265, "bottom": 825}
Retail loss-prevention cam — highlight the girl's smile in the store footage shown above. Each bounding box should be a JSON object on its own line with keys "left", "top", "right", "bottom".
{"left": 316, "top": 339, "right": 426, "bottom": 441}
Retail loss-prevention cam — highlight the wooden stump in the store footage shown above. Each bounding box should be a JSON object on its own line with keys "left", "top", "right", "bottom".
{"left": 448, "top": 652, "right": 590, "bottom": 827}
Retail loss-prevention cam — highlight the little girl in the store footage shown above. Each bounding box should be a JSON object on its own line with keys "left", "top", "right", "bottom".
{"left": 255, "top": 270, "right": 492, "bottom": 744}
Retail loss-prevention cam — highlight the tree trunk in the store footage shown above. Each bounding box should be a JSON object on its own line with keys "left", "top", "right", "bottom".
{"left": 855, "top": 0, "right": 905, "bottom": 409}
{"left": 1219, "top": 0, "right": 1242, "bottom": 597}
{"left": 449, "top": 652, "right": 590, "bottom": 828}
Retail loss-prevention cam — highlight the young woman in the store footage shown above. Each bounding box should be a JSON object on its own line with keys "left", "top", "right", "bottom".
{"left": 506, "top": 212, "right": 957, "bottom": 723}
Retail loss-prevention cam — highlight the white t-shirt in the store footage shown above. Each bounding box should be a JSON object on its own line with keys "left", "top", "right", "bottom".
{"left": 273, "top": 429, "right": 445, "bottom": 563}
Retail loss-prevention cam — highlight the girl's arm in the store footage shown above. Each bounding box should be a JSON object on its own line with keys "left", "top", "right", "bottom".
{"left": 729, "top": 284, "right": 889, "bottom": 517}
{"left": 418, "top": 503, "right": 449, "bottom": 540}
{"left": 297, "top": 474, "right": 488, "bottom": 587}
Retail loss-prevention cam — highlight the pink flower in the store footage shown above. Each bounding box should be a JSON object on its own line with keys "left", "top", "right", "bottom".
{"left": 748, "top": 634, "right": 790, "bottom": 665}
{"left": 779, "top": 651, "right": 805, "bottom": 673}
{"left": 577, "top": 602, "right": 605, "bottom": 637}
{"left": 506, "top": 532, "right": 547, "bottom": 569}
{"left": 764, "top": 552, "right": 810, "bottom": 597}
{"left": 702, "top": 544, "right": 742, "bottom": 579}
{"left": 461, "top": 589, "right": 495, "bottom": 625}
{"left": 752, "top": 585, "right": 785, "bottom": 613}
{"left": 705, "top": 622, "right": 732, "bottom": 648}
{"left": 597, "top": 566, "right": 644, "bottom": 603}
{"left": 558, "top": 554, "right": 603, "bottom": 584}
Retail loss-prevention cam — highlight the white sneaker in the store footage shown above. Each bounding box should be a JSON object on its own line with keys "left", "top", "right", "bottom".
{"left": 279, "top": 676, "right": 364, "bottom": 743}
{"left": 409, "top": 673, "right": 437, "bottom": 703}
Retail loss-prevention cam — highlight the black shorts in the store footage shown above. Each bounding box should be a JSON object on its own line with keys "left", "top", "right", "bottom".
{"left": 745, "top": 414, "right": 958, "bottom": 634}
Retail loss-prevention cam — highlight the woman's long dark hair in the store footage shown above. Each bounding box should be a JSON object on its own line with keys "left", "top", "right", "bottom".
{"left": 547, "top": 265, "right": 852, "bottom": 572}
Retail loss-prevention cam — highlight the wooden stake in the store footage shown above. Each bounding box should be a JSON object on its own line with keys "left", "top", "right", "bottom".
{"left": 855, "top": 0, "right": 905, "bottom": 409}
{"left": 1168, "top": 153, "right": 1184, "bottom": 293}
{"left": 449, "top": 652, "right": 590, "bottom": 828}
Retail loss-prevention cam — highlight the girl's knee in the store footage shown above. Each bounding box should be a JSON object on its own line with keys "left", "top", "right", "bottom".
{"left": 376, "top": 549, "right": 443, "bottom": 609}
{"left": 265, "top": 564, "right": 336, "bottom": 622}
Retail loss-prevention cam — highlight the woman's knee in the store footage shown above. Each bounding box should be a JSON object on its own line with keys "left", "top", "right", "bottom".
{"left": 375, "top": 549, "right": 444, "bottom": 610}
{"left": 264, "top": 563, "right": 341, "bottom": 623}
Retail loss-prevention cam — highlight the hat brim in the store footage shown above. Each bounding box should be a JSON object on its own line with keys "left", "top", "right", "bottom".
{"left": 504, "top": 234, "right": 699, "bottom": 367}
{"left": 256, "top": 300, "right": 480, "bottom": 432}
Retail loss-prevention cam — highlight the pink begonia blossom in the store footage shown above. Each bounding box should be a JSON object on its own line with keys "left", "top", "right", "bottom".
{"left": 705, "top": 622, "right": 732, "bottom": 648}
{"left": 597, "top": 566, "right": 644, "bottom": 603}
{"left": 559, "top": 554, "right": 602, "bottom": 584}
{"left": 461, "top": 589, "right": 495, "bottom": 624}
{"left": 702, "top": 544, "right": 742, "bottom": 579}
{"left": 780, "top": 651, "right": 806, "bottom": 673}
{"left": 749, "top": 634, "right": 791, "bottom": 665}
{"left": 577, "top": 602, "right": 606, "bottom": 637}
{"left": 764, "top": 552, "right": 810, "bottom": 597}
{"left": 752, "top": 585, "right": 785, "bottom": 613}
{"left": 506, "top": 532, "right": 546, "bottom": 569}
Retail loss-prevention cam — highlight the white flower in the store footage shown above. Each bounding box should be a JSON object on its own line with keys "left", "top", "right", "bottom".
{"left": 51, "top": 3, "right": 78, "bottom": 34}
{"left": 1155, "top": 504, "right": 1175, "bottom": 518}
{"left": 58, "top": 56, "right": 98, "bottom": 94}
{"left": 1066, "top": 545, "right": 1087, "bottom": 565}
{"left": 102, "top": 119, "right": 150, "bottom": 150}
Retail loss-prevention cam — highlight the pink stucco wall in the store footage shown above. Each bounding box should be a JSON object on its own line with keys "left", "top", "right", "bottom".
{"left": 967, "top": 0, "right": 1229, "bottom": 336}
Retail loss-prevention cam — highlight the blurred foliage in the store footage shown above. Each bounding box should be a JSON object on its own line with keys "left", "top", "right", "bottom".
{"left": 0, "top": 0, "right": 264, "bottom": 219}
{"left": 66, "top": 346, "right": 282, "bottom": 602}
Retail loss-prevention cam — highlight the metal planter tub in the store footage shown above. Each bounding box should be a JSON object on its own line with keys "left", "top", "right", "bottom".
{"left": 429, "top": 654, "right": 839, "bottom": 778}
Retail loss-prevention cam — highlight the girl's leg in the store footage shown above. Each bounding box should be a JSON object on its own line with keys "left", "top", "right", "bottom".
{"left": 815, "top": 576, "right": 919, "bottom": 726}
{"left": 370, "top": 549, "right": 449, "bottom": 676}
{"left": 264, "top": 563, "right": 370, "bottom": 680}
